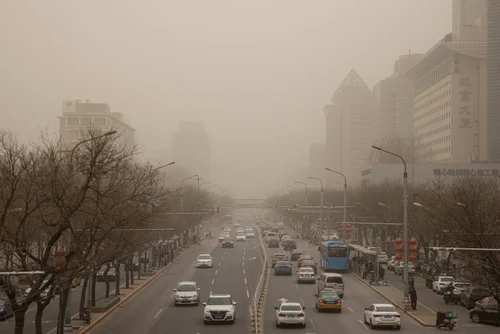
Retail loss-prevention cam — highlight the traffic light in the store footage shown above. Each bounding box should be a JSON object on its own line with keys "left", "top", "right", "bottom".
{"left": 217, "top": 207, "right": 220, "bottom": 214}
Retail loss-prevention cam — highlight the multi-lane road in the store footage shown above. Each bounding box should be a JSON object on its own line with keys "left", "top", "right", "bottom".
{"left": 88, "top": 221, "right": 262, "bottom": 334}
{"left": 23, "top": 212, "right": 494, "bottom": 334}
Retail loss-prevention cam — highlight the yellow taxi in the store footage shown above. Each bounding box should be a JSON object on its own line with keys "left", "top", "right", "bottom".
{"left": 297, "top": 254, "right": 313, "bottom": 267}
{"left": 71, "top": 277, "right": 82, "bottom": 288}
{"left": 316, "top": 288, "right": 342, "bottom": 312}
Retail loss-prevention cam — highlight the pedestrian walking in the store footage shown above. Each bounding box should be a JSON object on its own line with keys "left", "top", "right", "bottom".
{"left": 379, "top": 266, "right": 385, "bottom": 281}
{"left": 409, "top": 286, "right": 417, "bottom": 310}
{"left": 362, "top": 263, "right": 367, "bottom": 279}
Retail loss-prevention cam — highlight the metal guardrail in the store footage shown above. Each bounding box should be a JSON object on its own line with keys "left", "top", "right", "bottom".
{"left": 252, "top": 230, "right": 269, "bottom": 334}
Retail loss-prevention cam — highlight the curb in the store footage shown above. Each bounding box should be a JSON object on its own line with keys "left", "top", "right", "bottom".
{"left": 79, "top": 244, "right": 199, "bottom": 333}
{"left": 350, "top": 272, "right": 436, "bottom": 327}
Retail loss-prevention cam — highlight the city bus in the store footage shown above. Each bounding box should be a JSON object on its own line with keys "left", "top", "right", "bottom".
{"left": 319, "top": 241, "right": 350, "bottom": 272}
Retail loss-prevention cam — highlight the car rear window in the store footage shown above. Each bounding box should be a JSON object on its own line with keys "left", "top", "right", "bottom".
{"left": 281, "top": 305, "right": 302, "bottom": 311}
{"left": 441, "top": 277, "right": 454, "bottom": 282}
{"left": 326, "top": 276, "right": 343, "bottom": 284}
{"left": 376, "top": 306, "right": 397, "bottom": 312}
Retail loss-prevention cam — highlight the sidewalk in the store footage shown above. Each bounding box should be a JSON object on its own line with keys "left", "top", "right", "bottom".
{"left": 349, "top": 262, "right": 436, "bottom": 327}
{"left": 60, "top": 238, "right": 216, "bottom": 333}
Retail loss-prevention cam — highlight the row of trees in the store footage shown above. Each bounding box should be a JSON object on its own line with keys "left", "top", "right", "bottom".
{"left": 269, "top": 175, "right": 500, "bottom": 300}
{"left": 0, "top": 129, "right": 217, "bottom": 334}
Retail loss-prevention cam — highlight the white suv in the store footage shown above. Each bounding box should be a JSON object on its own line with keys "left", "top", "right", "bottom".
{"left": 196, "top": 254, "right": 213, "bottom": 268}
{"left": 203, "top": 294, "right": 237, "bottom": 324}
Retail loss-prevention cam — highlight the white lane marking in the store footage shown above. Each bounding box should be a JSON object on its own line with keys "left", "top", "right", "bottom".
{"left": 211, "top": 279, "right": 215, "bottom": 284}
{"left": 215, "top": 270, "right": 218, "bottom": 275}
{"left": 244, "top": 278, "right": 247, "bottom": 285}
{"left": 242, "top": 262, "right": 244, "bottom": 266}
{"left": 218, "top": 262, "right": 221, "bottom": 266}
{"left": 248, "top": 257, "right": 256, "bottom": 260}
{"left": 246, "top": 289, "right": 250, "bottom": 298}
{"left": 243, "top": 269, "right": 245, "bottom": 274}
{"left": 309, "top": 318, "right": 317, "bottom": 330}
{"left": 347, "top": 306, "right": 354, "bottom": 313}
{"left": 154, "top": 309, "right": 163, "bottom": 318}
{"left": 295, "top": 284, "right": 299, "bottom": 290}
{"left": 210, "top": 291, "right": 212, "bottom": 295}
{"left": 170, "top": 292, "right": 175, "bottom": 299}
{"left": 300, "top": 298, "right": 305, "bottom": 306}
{"left": 358, "top": 319, "right": 369, "bottom": 330}
{"left": 243, "top": 256, "right": 245, "bottom": 260}
{"left": 221, "top": 257, "right": 223, "bottom": 260}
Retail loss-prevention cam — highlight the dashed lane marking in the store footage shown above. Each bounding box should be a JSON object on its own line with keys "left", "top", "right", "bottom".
{"left": 215, "top": 270, "right": 218, "bottom": 275}
{"left": 309, "top": 318, "right": 317, "bottom": 330}
{"left": 211, "top": 279, "right": 215, "bottom": 284}
{"left": 170, "top": 292, "right": 174, "bottom": 299}
{"left": 221, "top": 257, "right": 223, "bottom": 260}
{"left": 218, "top": 262, "right": 221, "bottom": 266}
{"left": 154, "top": 309, "right": 163, "bottom": 318}
{"left": 358, "top": 319, "right": 369, "bottom": 330}
{"left": 300, "top": 298, "right": 305, "bottom": 306}
{"left": 295, "top": 284, "right": 299, "bottom": 290}
{"left": 242, "top": 269, "right": 245, "bottom": 274}
{"left": 347, "top": 306, "right": 354, "bottom": 313}
{"left": 248, "top": 257, "right": 256, "bottom": 260}
{"left": 246, "top": 289, "right": 250, "bottom": 298}
{"left": 244, "top": 278, "right": 247, "bottom": 285}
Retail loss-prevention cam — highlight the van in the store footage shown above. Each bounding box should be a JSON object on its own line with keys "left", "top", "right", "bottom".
{"left": 317, "top": 273, "right": 344, "bottom": 298}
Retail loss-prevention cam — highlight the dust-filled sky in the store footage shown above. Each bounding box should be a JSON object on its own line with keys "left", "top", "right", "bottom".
{"left": 0, "top": 0, "right": 451, "bottom": 197}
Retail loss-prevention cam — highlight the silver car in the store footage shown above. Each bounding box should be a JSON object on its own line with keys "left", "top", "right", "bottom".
{"left": 173, "top": 281, "right": 200, "bottom": 305}
{"left": 297, "top": 267, "right": 316, "bottom": 284}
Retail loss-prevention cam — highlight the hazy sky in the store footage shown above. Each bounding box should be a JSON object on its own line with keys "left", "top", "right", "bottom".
{"left": 1, "top": 0, "right": 451, "bottom": 197}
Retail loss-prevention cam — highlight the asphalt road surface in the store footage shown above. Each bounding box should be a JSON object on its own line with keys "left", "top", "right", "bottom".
{"left": 88, "top": 222, "right": 262, "bottom": 334}
{"left": 384, "top": 267, "right": 500, "bottom": 333}
{"left": 0, "top": 269, "right": 127, "bottom": 334}
{"left": 262, "top": 237, "right": 432, "bottom": 334}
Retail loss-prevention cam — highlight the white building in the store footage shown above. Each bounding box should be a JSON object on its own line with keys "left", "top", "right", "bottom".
{"left": 58, "top": 100, "right": 135, "bottom": 146}
{"left": 361, "top": 162, "right": 500, "bottom": 186}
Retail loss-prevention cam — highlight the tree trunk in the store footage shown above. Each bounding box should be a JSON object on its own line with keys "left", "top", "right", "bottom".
{"left": 56, "top": 288, "right": 69, "bottom": 334}
{"left": 34, "top": 300, "right": 49, "bottom": 334}
{"left": 13, "top": 307, "right": 27, "bottom": 334}
{"left": 125, "top": 262, "right": 130, "bottom": 289}
{"left": 129, "top": 258, "right": 135, "bottom": 285}
{"left": 114, "top": 264, "right": 121, "bottom": 295}
{"left": 79, "top": 277, "right": 89, "bottom": 319}
{"left": 104, "top": 265, "right": 111, "bottom": 298}
{"left": 91, "top": 272, "right": 97, "bottom": 306}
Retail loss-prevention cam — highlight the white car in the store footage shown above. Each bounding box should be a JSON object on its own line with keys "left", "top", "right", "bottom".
{"left": 237, "top": 228, "right": 245, "bottom": 234}
{"left": 394, "top": 261, "right": 415, "bottom": 276}
{"left": 378, "top": 252, "right": 389, "bottom": 264}
{"left": 387, "top": 256, "right": 399, "bottom": 271}
{"left": 363, "top": 303, "right": 401, "bottom": 330}
{"left": 275, "top": 299, "right": 306, "bottom": 328}
{"left": 245, "top": 231, "right": 255, "bottom": 238}
{"left": 433, "top": 276, "right": 455, "bottom": 294}
{"left": 203, "top": 294, "right": 237, "bottom": 324}
{"left": 196, "top": 254, "right": 213, "bottom": 268}
{"left": 236, "top": 233, "right": 246, "bottom": 241}
{"left": 173, "top": 281, "right": 200, "bottom": 305}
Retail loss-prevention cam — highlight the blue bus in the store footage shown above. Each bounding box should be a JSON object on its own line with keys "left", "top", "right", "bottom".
{"left": 319, "top": 241, "right": 350, "bottom": 271}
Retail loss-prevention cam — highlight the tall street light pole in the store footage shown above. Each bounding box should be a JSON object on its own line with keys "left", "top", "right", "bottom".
{"left": 307, "top": 176, "right": 324, "bottom": 223}
{"left": 66, "top": 130, "right": 116, "bottom": 332}
{"left": 287, "top": 185, "right": 298, "bottom": 206}
{"left": 371, "top": 145, "right": 409, "bottom": 309}
{"left": 180, "top": 174, "right": 198, "bottom": 212}
{"left": 325, "top": 168, "right": 348, "bottom": 243}
{"left": 293, "top": 181, "right": 308, "bottom": 206}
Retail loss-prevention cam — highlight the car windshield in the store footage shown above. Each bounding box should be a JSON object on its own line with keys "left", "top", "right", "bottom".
{"left": 300, "top": 255, "right": 312, "bottom": 259}
{"left": 207, "top": 297, "right": 232, "bottom": 305}
{"left": 199, "top": 255, "right": 211, "bottom": 260}
{"left": 376, "top": 306, "right": 397, "bottom": 312}
{"left": 441, "top": 277, "right": 454, "bottom": 282}
{"left": 320, "top": 292, "right": 338, "bottom": 299}
{"left": 379, "top": 252, "right": 387, "bottom": 256}
{"left": 326, "top": 276, "right": 343, "bottom": 283}
{"left": 276, "top": 262, "right": 290, "bottom": 267}
{"left": 302, "top": 260, "right": 314, "bottom": 265}
{"left": 454, "top": 283, "right": 468, "bottom": 288}
{"left": 237, "top": 233, "right": 245, "bottom": 236}
{"left": 177, "top": 284, "right": 196, "bottom": 291}
{"left": 224, "top": 238, "right": 232, "bottom": 241}
{"left": 281, "top": 305, "right": 302, "bottom": 311}
{"left": 300, "top": 268, "right": 314, "bottom": 273}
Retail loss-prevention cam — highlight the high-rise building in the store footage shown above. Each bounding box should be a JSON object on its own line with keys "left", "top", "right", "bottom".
{"left": 452, "top": 0, "right": 487, "bottom": 41}
{"left": 324, "top": 69, "right": 376, "bottom": 186}
{"left": 487, "top": 0, "right": 500, "bottom": 160}
{"left": 308, "top": 143, "right": 326, "bottom": 175}
{"left": 58, "top": 100, "right": 135, "bottom": 146}
{"left": 172, "top": 121, "right": 211, "bottom": 180}
{"left": 372, "top": 53, "right": 423, "bottom": 142}
{"left": 406, "top": 33, "right": 487, "bottom": 164}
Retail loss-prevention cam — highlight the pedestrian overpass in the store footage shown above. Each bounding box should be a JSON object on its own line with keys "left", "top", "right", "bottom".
{"left": 227, "top": 198, "right": 268, "bottom": 208}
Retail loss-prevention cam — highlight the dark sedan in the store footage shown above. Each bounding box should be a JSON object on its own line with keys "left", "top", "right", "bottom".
{"left": 274, "top": 261, "right": 293, "bottom": 276}
{"left": 470, "top": 302, "right": 499, "bottom": 325}
{"left": 222, "top": 237, "right": 234, "bottom": 248}
{"left": 96, "top": 267, "right": 117, "bottom": 282}
{"left": 290, "top": 250, "right": 306, "bottom": 261}
{"left": 268, "top": 238, "right": 280, "bottom": 248}
{"left": 283, "top": 239, "right": 297, "bottom": 251}
{"left": 271, "top": 253, "right": 289, "bottom": 268}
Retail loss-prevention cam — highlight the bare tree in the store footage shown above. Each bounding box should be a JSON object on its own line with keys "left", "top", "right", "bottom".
{"left": 369, "top": 134, "right": 433, "bottom": 164}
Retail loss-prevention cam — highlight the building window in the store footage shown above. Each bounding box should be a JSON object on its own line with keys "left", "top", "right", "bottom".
{"left": 94, "top": 117, "right": 107, "bottom": 126}
{"left": 81, "top": 117, "right": 93, "bottom": 125}
{"left": 66, "top": 117, "right": 79, "bottom": 126}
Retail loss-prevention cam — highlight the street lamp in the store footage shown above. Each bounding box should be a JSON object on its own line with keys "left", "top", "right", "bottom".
{"left": 66, "top": 130, "right": 116, "bottom": 332}
{"left": 293, "top": 181, "right": 308, "bottom": 206}
{"left": 325, "top": 168, "right": 348, "bottom": 242}
{"left": 307, "top": 176, "right": 324, "bottom": 223}
{"left": 180, "top": 174, "right": 198, "bottom": 212}
{"left": 371, "top": 145, "right": 410, "bottom": 309}
{"left": 287, "top": 185, "right": 298, "bottom": 206}
{"left": 153, "top": 161, "right": 175, "bottom": 172}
